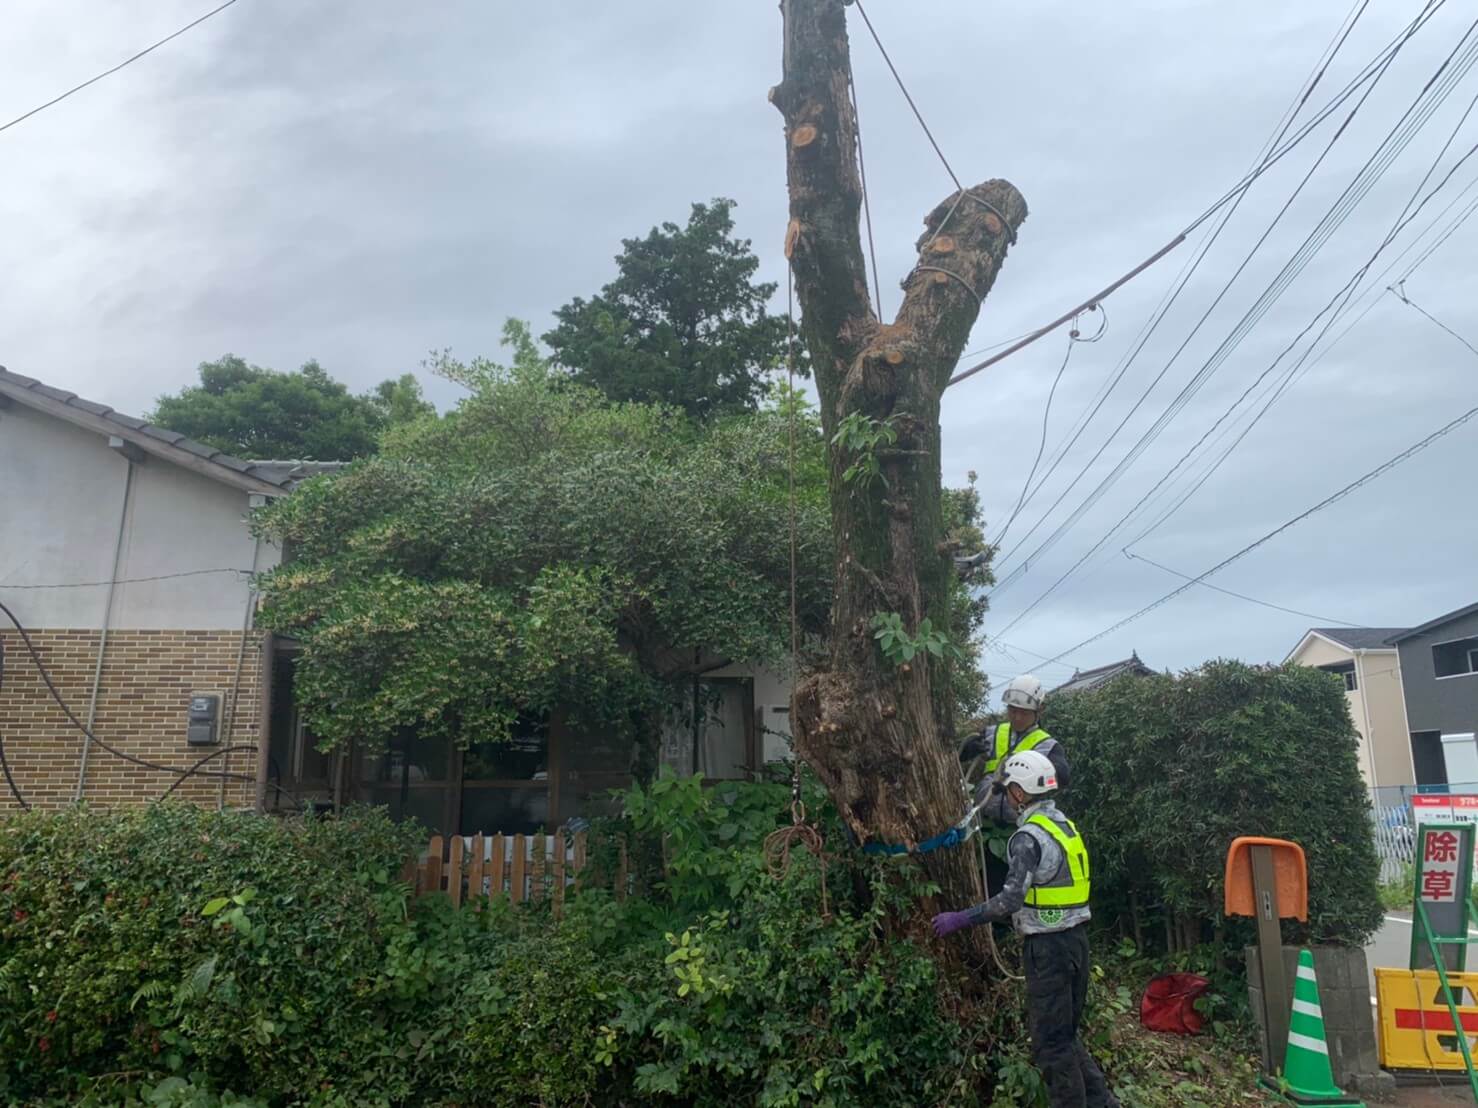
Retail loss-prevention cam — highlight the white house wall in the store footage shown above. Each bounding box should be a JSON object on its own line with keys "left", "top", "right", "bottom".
{"left": 0, "top": 402, "right": 279, "bottom": 630}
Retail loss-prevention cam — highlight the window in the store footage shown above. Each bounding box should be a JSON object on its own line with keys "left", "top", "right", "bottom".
{"left": 1318, "top": 661, "right": 1358, "bottom": 692}
{"left": 1433, "top": 636, "right": 1478, "bottom": 679}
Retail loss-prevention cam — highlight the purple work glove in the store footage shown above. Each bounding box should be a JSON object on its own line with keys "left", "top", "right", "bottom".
{"left": 932, "top": 910, "right": 973, "bottom": 938}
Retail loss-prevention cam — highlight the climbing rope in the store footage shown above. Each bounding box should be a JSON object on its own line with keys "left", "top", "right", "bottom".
{"left": 763, "top": 254, "right": 833, "bottom": 916}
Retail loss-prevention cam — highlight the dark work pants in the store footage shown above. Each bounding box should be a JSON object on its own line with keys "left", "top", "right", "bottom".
{"left": 1023, "top": 925, "right": 1118, "bottom": 1108}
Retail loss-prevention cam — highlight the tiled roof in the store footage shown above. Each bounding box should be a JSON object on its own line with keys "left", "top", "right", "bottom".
{"left": 1051, "top": 653, "right": 1154, "bottom": 695}
{"left": 0, "top": 366, "right": 346, "bottom": 492}
{"left": 1308, "top": 627, "right": 1408, "bottom": 650}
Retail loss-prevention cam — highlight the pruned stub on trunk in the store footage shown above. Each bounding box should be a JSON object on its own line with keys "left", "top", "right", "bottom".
{"left": 774, "top": 0, "right": 1028, "bottom": 927}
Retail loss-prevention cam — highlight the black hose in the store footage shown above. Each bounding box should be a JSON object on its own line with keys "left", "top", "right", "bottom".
{"left": 0, "top": 598, "right": 254, "bottom": 786}
{"left": 0, "top": 599, "right": 313, "bottom": 812}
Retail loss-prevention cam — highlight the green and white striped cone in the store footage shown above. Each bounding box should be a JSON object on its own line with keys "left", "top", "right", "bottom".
{"left": 1259, "top": 948, "right": 1365, "bottom": 1106}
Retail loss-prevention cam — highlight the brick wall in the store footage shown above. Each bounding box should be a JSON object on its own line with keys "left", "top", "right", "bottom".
{"left": 0, "top": 629, "right": 263, "bottom": 812}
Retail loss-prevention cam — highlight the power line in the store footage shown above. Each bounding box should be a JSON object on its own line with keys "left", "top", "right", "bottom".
{"left": 850, "top": 0, "right": 961, "bottom": 190}
{"left": 998, "top": 5, "right": 1467, "bottom": 581}
{"left": 990, "top": 16, "right": 1478, "bottom": 629}
{"left": 1122, "top": 90, "right": 1478, "bottom": 549}
{"left": 0, "top": 0, "right": 242, "bottom": 137}
{"left": 990, "top": 313, "right": 1096, "bottom": 549}
{"left": 849, "top": 71, "right": 885, "bottom": 318}
{"left": 945, "top": 0, "right": 1446, "bottom": 388}
{"left": 1392, "top": 280, "right": 1478, "bottom": 358}
{"left": 1124, "top": 551, "right": 1361, "bottom": 627}
{"left": 980, "top": 636, "right": 1078, "bottom": 674}
{"left": 979, "top": 0, "right": 1408, "bottom": 555}
{"left": 1043, "top": 401, "right": 1478, "bottom": 665}
{"left": 0, "top": 568, "right": 251, "bottom": 590}
{"left": 1125, "top": 162, "right": 1478, "bottom": 546}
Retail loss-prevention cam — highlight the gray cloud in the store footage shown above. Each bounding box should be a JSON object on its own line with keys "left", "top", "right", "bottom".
{"left": 2, "top": 0, "right": 1473, "bottom": 673}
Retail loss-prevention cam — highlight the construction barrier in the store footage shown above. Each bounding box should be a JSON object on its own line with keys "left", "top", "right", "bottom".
{"left": 1375, "top": 967, "right": 1478, "bottom": 1072}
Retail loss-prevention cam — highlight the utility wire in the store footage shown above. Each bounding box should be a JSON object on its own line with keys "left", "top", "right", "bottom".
{"left": 991, "top": 307, "right": 1107, "bottom": 548}
{"left": 1124, "top": 91, "right": 1478, "bottom": 549}
{"left": 1124, "top": 551, "right": 1361, "bottom": 627}
{"left": 981, "top": 0, "right": 1399, "bottom": 541}
{"left": 1126, "top": 165, "right": 1478, "bottom": 546}
{"left": 1044, "top": 402, "right": 1478, "bottom": 665}
{"left": 0, "top": 568, "right": 251, "bottom": 590}
{"left": 850, "top": 0, "right": 961, "bottom": 190}
{"left": 0, "top": 0, "right": 242, "bottom": 136}
{"left": 849, "top": 72, "right": 885, "bottom": 319}
{"left": 991, "top": 16, "right": 1477, "bottom": 628}
{"left": 997, "top": 5, "right": 1463, "bottom": 580}
{"left": 1392, "top": 280, "right": 1478, "bottom": 358}
{"left": 946, "top": 0, "right": 1446, "bottom": 388}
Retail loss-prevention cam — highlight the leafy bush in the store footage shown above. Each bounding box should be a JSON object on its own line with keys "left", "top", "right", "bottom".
{"left": 2, "top": 776, "right": 1282, "bottom": 1107}
{"left": 1045, "top": 660, "right": 1383, "bottom": 953}
{"left": 0, "top": 804, "right": 477, "bottom": 1106}
{"left": 459, "top": 893, "right": 657, "bottom": 1107}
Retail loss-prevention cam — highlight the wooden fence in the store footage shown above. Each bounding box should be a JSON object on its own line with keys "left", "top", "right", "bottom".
{"left": 402, "top": 827, "right": 627, "bottom": 916}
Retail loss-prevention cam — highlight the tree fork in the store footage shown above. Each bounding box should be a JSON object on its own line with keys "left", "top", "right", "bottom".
{"left": 774, "top": 0, "right": 1028, "bottom": 957}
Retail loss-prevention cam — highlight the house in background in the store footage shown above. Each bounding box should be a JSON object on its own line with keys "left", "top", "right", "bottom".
{"left": 1, "top": 367, "right": 792, "bottom": 830}
{"left": 0, "top": 367, "right": 338, "bottom": 812}
{"left": 1388, "top": 602, "right": 1478, "bottom": 789}
{"left": 335, "top": 658, "right": 790, "bottom": 838}
{"left": 1051, "top": 652, "right": 1155, "bottom": 696}
{"left": 1285, "top": 627, "right": 1414, "bottom": 790}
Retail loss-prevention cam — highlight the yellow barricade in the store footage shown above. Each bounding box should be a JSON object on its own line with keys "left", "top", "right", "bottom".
{"left": 1376, "top": 967, "right": 1478, "bottom": 1071}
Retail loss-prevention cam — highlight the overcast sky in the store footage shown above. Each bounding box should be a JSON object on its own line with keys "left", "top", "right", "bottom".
{"left": 3, "top": 0, "right": 1474, "bottom": 680}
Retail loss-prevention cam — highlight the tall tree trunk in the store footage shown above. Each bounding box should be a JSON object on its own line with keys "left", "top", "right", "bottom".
{"left": 773, "top": 0, "right": 1028, "bottom": 961}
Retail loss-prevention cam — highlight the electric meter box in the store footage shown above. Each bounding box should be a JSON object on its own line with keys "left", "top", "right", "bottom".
{"left": 187, "top": 693, "right": 221, "bottom": 746}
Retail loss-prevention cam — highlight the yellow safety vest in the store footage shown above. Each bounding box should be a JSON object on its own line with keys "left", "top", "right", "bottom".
{"left": 982, "top": 721, "right": 1051, "bottom": 775}
{"left": 1022, "top": 812, "right": 1091, "bottom": 910}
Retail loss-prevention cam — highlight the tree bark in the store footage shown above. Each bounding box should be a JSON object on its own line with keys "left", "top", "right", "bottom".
{"left": 773, "top": 0, "right": 1027, "bottom": 962}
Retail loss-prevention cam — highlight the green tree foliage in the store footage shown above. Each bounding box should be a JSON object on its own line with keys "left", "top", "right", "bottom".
{"left": 1046, "top": 660, "right": 1384, "bottom": 950}
{"left": 253, "top": 322, "right": 834, "bottom": 761}
{"left": 544, "top": 199, "right": 797, "bottom": 420}
{"left": 149, "top": 357, "right": 434, "bottom": 460}
{"left": 254, "top": 321, "right": 992, "bottom": 763}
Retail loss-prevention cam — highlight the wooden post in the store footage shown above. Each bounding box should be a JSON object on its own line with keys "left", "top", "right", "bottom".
{"left": 490, "top": 834, "right": 507, "bottom": 901}
{"left": 448, "top": 835, "right": 465, "bottom": 908}
{"left": 468, "top": 833, "right": 486, "bottom": 903}
{"left": 616, "top": 834, "right": 628, "bottom": 902}
{"left": 1251, "top": 843, "right": 1290, "bottom": 1074}
{"left": 530, "top": 835, "right": 545, "bottom": 903}
{"left": 553, "top": 829, "right": 567, "bottom": 918}
{"left": 425, "top": 836, "right": 445, "bottom": 898}
{"left": 511, "top": 834, "right": 527, "bottom": 904}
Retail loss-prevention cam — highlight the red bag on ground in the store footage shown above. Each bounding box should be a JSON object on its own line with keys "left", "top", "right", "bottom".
{"left": 1139, "top": 972, "right": 1211, "bottom": 1034}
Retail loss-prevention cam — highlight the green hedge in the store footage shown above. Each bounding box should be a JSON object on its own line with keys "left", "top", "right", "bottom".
{"left": 0, "top": 805, "right": 473, "bottom": 1106}
{"left": 1044, "top": 659, "right": 1383, "bottom": 951}
{"left": 0, "top": 790, "right": 964, "bottom": 1107}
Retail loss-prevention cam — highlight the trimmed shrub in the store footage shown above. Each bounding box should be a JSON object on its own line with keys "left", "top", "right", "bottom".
{"left": 0, "top": 804, "right": 476, "bottom": 1106}
{"left": 1045, "top": 659, "right": 1383, "bottom": 952}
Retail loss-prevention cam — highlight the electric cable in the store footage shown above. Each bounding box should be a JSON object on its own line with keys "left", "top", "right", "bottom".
{"left": 0, "top": 0, "right": 242, "bottom": 137}
{"left": 990, "top": 19, "right": 1478, "bottom": 633}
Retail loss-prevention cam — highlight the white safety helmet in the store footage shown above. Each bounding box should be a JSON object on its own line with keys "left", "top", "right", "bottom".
{"left": 1001, "top": 749, "right": 1058, "bottom": 796}
{"left": 1002, "top": 674, "right": 1045, "bottom": 712}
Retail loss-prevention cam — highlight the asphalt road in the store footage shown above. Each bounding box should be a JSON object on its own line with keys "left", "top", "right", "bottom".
{"left": 1365, "top": 911, "right": 1478, "bottom": 1000}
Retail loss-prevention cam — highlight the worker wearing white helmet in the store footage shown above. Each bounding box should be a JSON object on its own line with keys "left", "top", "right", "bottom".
{"left": 933, "top": 750, "right": 1117, "bottom": 1107}
{"left": 960, "top": 674, "right": 1070, "bottom": 827}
